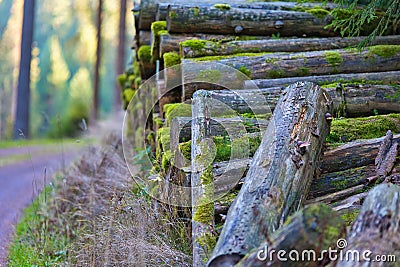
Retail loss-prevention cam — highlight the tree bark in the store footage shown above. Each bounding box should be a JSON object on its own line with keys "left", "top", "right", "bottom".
{"left": 235, "top": 204, "right": 346, "bottom": 267}
{"left": 183, "top": 84, "right": 400, "bottom": 117}
{"left": 92, "top": 0, "right": 103, "bottom": 122}
{"left": 14, "top": 0, "right": 36, "bottom": 139}
{"left": 167, "top": 5, "right": 337, "bottom": 37}
{"left": 335, "top": 183, "right": 400, "bottom": 267}
{"left": 182, "top": 35, "right": 400, "bottom": 58}
{"left": 183, "top": 47, "right": 400, "bottom": 80}
{"left": 209, "top": 82, "right": 332, "bottom": 266}
{"left": 244, "top": 71, "right": 400, "bottom": 89}
{"left": 115, "top": 0, "right": 127, "bottom": 109}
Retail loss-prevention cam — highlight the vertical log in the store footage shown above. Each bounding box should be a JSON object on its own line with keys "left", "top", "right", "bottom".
{"left": 209, "top": 82, "right": 332, "bottom": 266}
{"left": 192, "top": 90, "right": 215, "bottom": 266}
{"left": 335, "top": 183, "right": 400, "bottom": 267}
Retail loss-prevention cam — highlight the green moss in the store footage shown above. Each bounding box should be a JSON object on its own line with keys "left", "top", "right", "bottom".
{"left": 238, "top": 66, "right": 251, "bottom": 78}
{"left": 192, "top": 52, "right": 270, "bottom": 62}
{"left": 341, "top": 210, "right": 359, "bottom": 226}
{"left": 196, "top": 232, "right": 217, "bottom": 261}
{"left": 196, "top": 69, "right": 222, "bottom": 83}
{"left": 157, "top": 127, "right": 171, "bottom": 152}
{"left": 267, "top": 69, "right": 286, "bottom": 79}
{"left": 151, "top": 21, "right": 167, "bottom": 37}
{"left": 169, "top": 11, "right": 177, "bottom": 19}
{"left": 163, "top": 103, "right": 191, "bottom": 126}
{"left": 117, "top": 74, "right": 127, "bottom": 89}
{"left": 163, "top": 52, "right": 181, "bottom": 68}
{"left": 158, "top": 30, "right": 169, "bottom": 36}
{"left": 179, "top": 141, "right": 191, "bottom": 161}
{"left": 295, "top": 67, "right": 310, "bottom": 77}
{"left": 327, "top": 113, "right": 400, "bottom": 143}
{"left": 368, "top": 45, "right": 400, "bottom": 58}
{"left": 123, "top": 89, "right": 135, "bottom": 104}
{"left": 323, "top": 51, "right": 343, "bottom": 67}
{"left": 193, "top": 167, "right": 214, "bottom": 224}
{"left": 306, "top": 8, "right": 330, "bottom": 19}
{"left": 161, "top": 150, "right": 173, "bottom": 170}
{"left": 214, "top": 4, "right": 231, "bottom": 10}
{"left": 138, "top": 45, "right": 152, "bottom": 62}
{"left": 190, "top": 7, "right": 200, "bottom": 16}
{"left": 265, "top": 57, "right": 277, "bottom": 64}
{"left": 180, "top": 39, "right": 208, "bottom": 50}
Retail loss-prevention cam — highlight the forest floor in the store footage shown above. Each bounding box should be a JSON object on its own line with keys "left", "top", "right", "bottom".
{"left": 0, "top": 111, "right": 125, "bottom": 266}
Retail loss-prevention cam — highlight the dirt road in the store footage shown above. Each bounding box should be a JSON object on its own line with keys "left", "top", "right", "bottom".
{"left": 0, "top": 143, "right": 84, "bottom": 266}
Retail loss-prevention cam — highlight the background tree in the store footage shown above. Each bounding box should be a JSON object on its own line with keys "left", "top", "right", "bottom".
{"left": 13, "top": 0, "right": 36, "bottom": 139}
{"left": 93, "top": 0, "right": 103, "bottom": 121}
{"left": 114, "top": 0, "right": 127, "bottom": 109}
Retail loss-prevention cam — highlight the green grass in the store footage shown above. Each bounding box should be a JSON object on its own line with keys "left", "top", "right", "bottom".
{"left": 0, "top": 138, "right": 92, "bottom": 149}
{"left": 7, "top": 183, "right": 70, "bottom": 266}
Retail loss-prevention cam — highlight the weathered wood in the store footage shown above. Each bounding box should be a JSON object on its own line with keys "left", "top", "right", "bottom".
{"left": 191, "top": 90, "right": 215, "bottom": 266}
{"left": 245, "top": 71, "right": 400, "bottom": 89}
{"left": 138, "top": 30, "right": 151, "bottom": 46}
{"left": 167, "top": 5, "right": 338, "bottom": 36}
{"left": 335, "top": 183, "right": 400, "bottom": 267}
{"left": 322, "top": 134, "right": 400, "bottom": 174}
{"left": 209, "top": 82, "right": 332, "bottom": 265}
{"left": 184, "top": 46, "right": 400, "bottom": 80}
{"left": 235, "top": 204, "right": 346, "bottom": 267}
{"left": 182, "top": 35, "right": 400, "bottom": 58}
{"left": 184, "top": 84, "right": 400, "bottom": 117}
{"left": 375, "top": 130, "right": 399, "bottom": 177}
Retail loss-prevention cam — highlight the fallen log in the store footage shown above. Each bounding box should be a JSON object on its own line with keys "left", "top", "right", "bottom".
{"left": 335, "top": 183, "right": 400, "bottom": 267}
{"left": 183, "top": 84, "right": 400, "bottom": 117}
{"left": 244, "top": 71, "right": 400, "bottom": 89}
{"left": 234, "top": 204, "right": 346, "bottom": 267}
{"left": 208, "top": 82, "right": 332, "bottom": 265}
{"left": 182, "top": 35, "right": 400, "bottom": 58}
{"left": 184, "top": 45, "right": 400, "bottom": 80}
{"left": 138, "top": 30, "right": 151, "bottom": 46}
{"left": 167, "top": 5, "right": 338, "bottom": 36}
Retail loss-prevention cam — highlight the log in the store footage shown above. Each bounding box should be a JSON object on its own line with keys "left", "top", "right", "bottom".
{"left": 335, "top": 183, "right": 400, "bottom": 267}
{"left": 322, "top": 133, "right": 400, "bottom": 174}
{"left": 191, "top": 90, "right": 216, "bottom": 266}
{"left": 235, "top": 204, "right": 346, "bottom": 267}
{"left": 138, "top": 30, "right": 151, "bottom": 46}
{"left": 183, "top": 46, "right": 400, "bottom": 80}
{"left": 167, "top": 5, "right": 338, "bottom": 36}
{"left": 208, "top": 82, "right": 332, "bottom": 265}
{"left": 182, "top": 35, "right": 400, "bottom": 58}
{"left": 183, "top": 84, "right": 400, "bottom": 117}
{"left": 245, "top": 71, "right": 400, "bottom": 89}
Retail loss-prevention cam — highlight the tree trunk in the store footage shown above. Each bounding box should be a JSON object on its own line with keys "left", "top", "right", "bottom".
{"left": 235, "top": 204, "right": 346, "bottom": 267}
{"left": 183, "top": 47, "right": 400, "bottom": 80}
{"left": 14, "top": 0, "right": 36, "bottom": 139}
{"left": 209, "top": 82, "right": 332, "bottom": 266}
{"left": 244, "top": 71, "right": 400, "bottom": 89}
{"left": 167, "top": 5, "right": 337, "bottom": 37}
{"left": 115, "top": 0, "right": 127, "bottom": 109}
{"left": 335, "top": 183, "right": 400, "bottom": 267}
{"left": 183, "top": 84, "right": 400, "bottom": 117}
{"left": 182, "top": 35, "right": 400, "bottom": 58}
{"left": 93, "top": 0, "right": 103, "bottom": 122}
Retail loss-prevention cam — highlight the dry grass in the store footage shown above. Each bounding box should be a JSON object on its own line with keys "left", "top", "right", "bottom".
{"left": 9, "top": 132, "right": 191, "bottom": 266}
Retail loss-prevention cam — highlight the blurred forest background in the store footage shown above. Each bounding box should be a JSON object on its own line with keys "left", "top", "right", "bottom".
{"left": 0, "top": 0, "right": 133, "bottom": 139}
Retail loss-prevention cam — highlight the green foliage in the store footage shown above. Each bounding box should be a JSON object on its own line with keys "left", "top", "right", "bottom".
{"left": 329, "top": 0, "right": 400, "bottom": 47}
{"left": 163, "top": 52, "right": 181, "bottom": 67}
{"left": 327, "top": 113, "right": 400, "bottom": 142}
{"left": 138, "top": 45, "right": 152, "bottom": 62}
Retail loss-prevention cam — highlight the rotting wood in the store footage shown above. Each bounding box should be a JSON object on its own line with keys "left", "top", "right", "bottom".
{"left": 335, "top": 183, "right": 400, "bottom": 267}
{"left": 167, "top": 5, "right": 338, "bottom": 37}
{"left": 235, "top": 204, "right": 346, "bottom": 267}
{"left": 208, "top": 82, "right": 332, "bottom": 266}
{"left": 244, "top": 71, "right": 400, "bottom": 89}
{"left": 182, "top": 35, "right": 400, "bottom": 58}
{"left": 183, "top": 46, "right": 400, "bottom": 80}
{"left": 375, "top": 130, "right": 399, "bottom": 177}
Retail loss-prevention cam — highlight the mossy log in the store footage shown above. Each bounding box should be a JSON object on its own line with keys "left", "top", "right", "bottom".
{"left": 235, "top": 204, "right": 346, "bottom": 267}
{"left": 184, "top": 84, "right": 400, "bottom": 117}
{"left": 209, "top": 82, "right": 332, "bottom": 265}
{"left": 184, "top": 46, "right": 400, "bottom": 80}
{"left": 245, "top": 70, "right": 400, "bottom": 89}
{"left": 182, "top": 35, "right": 400, "bottom": 58}
{"left": 137, "top": 30, "right": 151, "bottom": 46}
{"left": 167, "top": 5, "right": 337, "bottom": 37}
{"left": 191, "top": 90, "right": 216, "bottom": 266}
{"left": 335, "top": 183, "right": 400, "bottom": 267}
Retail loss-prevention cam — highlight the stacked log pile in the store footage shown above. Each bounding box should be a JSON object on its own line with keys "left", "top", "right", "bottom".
{"left": 124, "top": 0, "right": 400, "bottom": 266}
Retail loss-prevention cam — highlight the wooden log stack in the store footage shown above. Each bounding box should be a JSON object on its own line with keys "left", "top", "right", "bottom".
{"left": 124, "top": 1, "right": 400, "bottom": 266}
